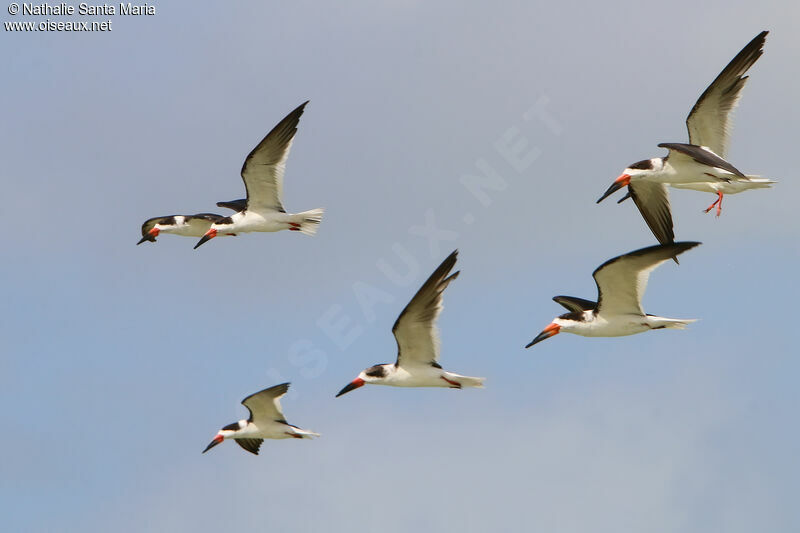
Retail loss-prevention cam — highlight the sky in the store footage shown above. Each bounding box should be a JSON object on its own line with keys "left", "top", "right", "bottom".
{"left": 2, "top": 1, "right": 799, "bottom": 531}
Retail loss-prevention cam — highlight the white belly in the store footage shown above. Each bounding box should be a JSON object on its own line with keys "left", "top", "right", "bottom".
{"left": 384, "top": 365, "right": 449, "bottom": 387}
{"left": 571, "top": 315, "right": 651, "bottom": 337}
{"left": 659, "top": 161, "right": 738, "bottom": 186}
{"left": 671, "top": 178, "right": 774, "bottom": 194}
{"left": 381, "top": 365, "right": 484, "bottom": 388}
{"left": 232, "top": 211, "right": 289, "bottom": 233}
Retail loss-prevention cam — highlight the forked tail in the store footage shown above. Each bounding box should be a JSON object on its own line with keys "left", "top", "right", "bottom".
{"left": 652, "top": 317, "right": 698, "bottom": 330}
{"left": 289, "top": 208, "right": 324, "bottom": 236}
{"left": 290, "top": 427, "right": 321, "bottom": 439}
{"left": 453, "top": 374, "right": 486, "bottom": 389}
{"left": 743, "top": 175, "right": 776, "bottom": 189}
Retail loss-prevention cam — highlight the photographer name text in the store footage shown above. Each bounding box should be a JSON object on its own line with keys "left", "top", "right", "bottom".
{"left": 18, "top": 2, "right": 154, "bottom": 15}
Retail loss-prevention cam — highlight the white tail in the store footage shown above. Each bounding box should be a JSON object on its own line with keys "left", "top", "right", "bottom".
{"left": 289, "top": 208, "right": 324, "bottom": 236}
{"left": 655, "top": 318, "right": 698, "bottom": 330}
{"left": 453, "top": 374, "right": 486, "bottom": 389}
{"left": 743, "top": 175, "right": 777, "bottom": 189}
{"left": 293, "top": 428, "right": 321, "bottom": 439}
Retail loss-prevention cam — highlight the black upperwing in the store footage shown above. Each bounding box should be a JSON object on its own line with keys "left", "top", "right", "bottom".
{"left": 216, "top": 198, "right": 247, "bottom": 212}
{"left": 658, "top": 143, "right": 746, "bottom": 178}
{"left": 552, "top": 295, "right": 596, "bottom": 313}
{"left": 392, "top": 250, "right": 459, "bottom": 368}
{"left": 686, "top": 31, "right": 768, "bottom": 157}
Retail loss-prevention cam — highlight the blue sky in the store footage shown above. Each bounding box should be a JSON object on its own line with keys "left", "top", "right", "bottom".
{"left": 2, "top": 1, "right": 799, "bottom": 531}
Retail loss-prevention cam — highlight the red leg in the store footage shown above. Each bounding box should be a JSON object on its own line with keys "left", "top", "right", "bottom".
{"left": 441, "top": 376, "right": 461, "bottom": 388}
{"left": 703, "top": 191, "right": 723, "bottom": 215}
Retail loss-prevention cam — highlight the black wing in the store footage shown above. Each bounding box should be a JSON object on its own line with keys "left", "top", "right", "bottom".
{"left": 552, "top": 295, "right": 596, "bottom": 313}
{"left": 235, "top": 438, "right": 264, "bottom": 455}
{"left": 628, "top": 181, "right": 675, "bottom": 249}
{"left": 686, "top": 31, "right": 768, "bottom": 157}
{"left": 594, "top": 242, "right": 701, "bottom": 316}
{"left": 216, "top": 199, "right": 247, "bottom": 212}
{"left": 240, "top": 102, "right": 308, "bottom": 212}
{"left": 659, "top": 143, "right": 746, "bottom": 178}
{"left": 393, "top": 250, "right": 459, "bottom": 368}
{"left": 189, "top": 213, "right": 226, "bottom": 222}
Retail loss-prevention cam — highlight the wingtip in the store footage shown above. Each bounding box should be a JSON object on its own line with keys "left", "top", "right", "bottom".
{"left": 437, "top": 250, "right": 459, "bottom": 274}
{"left": 677, "top": 241, "right": 702, "bottom": 250}
{"left": 743, "top": 31, "right": 769, "bottom": 52}
{"left": 266, "top": 382, "right": 291, "bottom": 396}
{"left": 668, "top": 241, "right": 702, "bottom": 263}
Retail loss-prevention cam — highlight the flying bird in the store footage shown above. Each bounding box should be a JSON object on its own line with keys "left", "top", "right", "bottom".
{"left": 525, "top": 242, "right": 700, "bottom": 348}
{"left": 194, "top": 101, "right": 323, "bottom": 249}
{"left": 336, "top": 250, "right": 485, "bottom": 397}
{"left": 137, "top": 199, "right": 246, "bottom": 245}
{"left": 597, "top": 31, "right": 775, "bottom": 248}
{"left": 203, "top": 382, "right": 319, "bottom": 455}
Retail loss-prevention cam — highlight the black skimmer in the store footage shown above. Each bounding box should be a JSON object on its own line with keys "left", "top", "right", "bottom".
{"left": 202, "top": 382, "right": 319, "bottom": 455}
{"left": 137, "top": 199, "right": 246, "bottom": 245}
{"left": 525, "top": 242, "right": 701, "bottom": 348}
{"left": 193, "top": 101, "right": 324, "bottom": 249}
{"left": 597, "top": 31, "right": 775, "bottom": 248}
{"left": 336, "top": 250, "right": 485, "bottom": 397}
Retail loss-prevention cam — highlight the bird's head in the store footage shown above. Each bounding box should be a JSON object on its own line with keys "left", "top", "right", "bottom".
{"left": 527, "top": 312, "right": 588, "bottom": 348}
{"left": 194, "top": 217, "right": 235, "bottom": 249}
{"left": 335, "top": 364, "right": 391, "bottom": 397}
{"left": 596, "top": 158, "right": 661, "bottom": 203}
{"left": 138, "top": 216, "right": 178, "bottom": 245}
{"left": 137, "top": 226, "right": 159, "bottom": 245}
{"left": 202, "top": 421, "right": 245, "bottom": 453}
